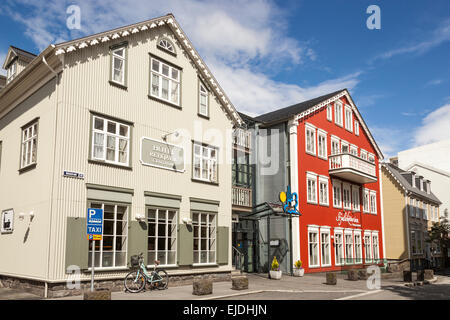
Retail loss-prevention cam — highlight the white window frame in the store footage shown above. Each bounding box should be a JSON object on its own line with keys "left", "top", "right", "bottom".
{"left": 6, "top": 61, "right": 17, "bottom": 84}
{"left": 199, "top": 81, "right": 209, "bottom": 117}
{"left": 193, "top": 212, "right": 217, "bottom": 265}
{"left": 320, "top": 228, "right": 332, "bottom": 267}
{"left": 319, "top": 176, "right": 329, "bottom": 207}
{"left": 350, "top": 145, "right": 358, "bottom": 156}
{"left": 370, "top": 191, "right": 377, "bottom": 214}
{"left": 158, "top": 38, "right": 176, "bottom": 54}
{"left": 193, "top": 143, "right": 218, "bottom": 183}
{"left": 343, "top": 183, "right": 352, "bottom": 210}
{"left": 305, "top": 123, "right": 316, "bottom": 156}
{"left": 344, "top": 230, "right": 354, "bottom": 265}
{"left": 364, "top": 231, "right": 373, "bottom": 263}
{"left": 333, "top": 180, "right": 342, "bottom": 209}
{"left": 308, "top": 227, "right": 320, "bottom": 268}
{"left": 360, "top": 149, "right": 368, "bottom": 161}
{"left": 91, "top": 116, "right": 131, "bottom": 167}
{"left": 111, "top": 46, "right": 126, "bottom": 86}
{"left": 363, "top": 189, "right": 370, "bottom": 213}
{"left": 327, "top": 104, "right": 332, "bottom": 121}
{"left": 334, "top": 101, "right": 343, "bottom": 127}
{"left": 352, "top": 185, "right": 360, "bottom": 212}
{"left": 150, "top": 57, "right": 181, "bottom": 106}
{"left": 306, "top": 172, "right": 318, "bottom": 204}
{"left": 21, "top": 120, "right": 39, "bottom": 169}
{"left": 355, "top": 120, "right": 360, "bottom": 136}
{"left": 147, "top": 207, "right": 178, "bottom": 267}
{"left": 334, "top": 229, "right": 344, "bottom": 266}
{"left": 317, "top": 129, "right": 328, "bottom": 160}
{"left": 345, "top": 105, "right": 353, "bottom": 132}
{"left": 331, "top": 136, "right": 340, "bottom": 155}
{"left": 372, "top": 232, "right": 380, "bottom": 262}
{"left": 354, "top": 231, "right": 363, "bottom": 264}
{"left": 341, "top": 140, "right": 349, "bottom": 154}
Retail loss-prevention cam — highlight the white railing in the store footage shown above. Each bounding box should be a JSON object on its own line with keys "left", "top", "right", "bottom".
{"left": 329, "top": 153, "right": 376, "bottom": 177}
{"left": 232, "top": 186, "right": 252, "bottom": 208}
{"left": 233, "top": 129, "right": 251, "bottom": 150}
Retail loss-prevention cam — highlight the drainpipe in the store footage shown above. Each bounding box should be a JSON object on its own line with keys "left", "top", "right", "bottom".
{"left": 42, "top": 53, "right": 60, "bottom": 299}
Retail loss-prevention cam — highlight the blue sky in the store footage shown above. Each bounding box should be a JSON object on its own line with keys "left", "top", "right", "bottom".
{"left": 1, "top": 0, "right": 450, "bottom": 158}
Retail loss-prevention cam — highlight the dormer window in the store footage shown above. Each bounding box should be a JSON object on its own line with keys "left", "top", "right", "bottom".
{"left": 158, "top": 38, "right": 176, "bottom": 55}
{"left": 6, "top": 62, "right": 17, "bottom": 84}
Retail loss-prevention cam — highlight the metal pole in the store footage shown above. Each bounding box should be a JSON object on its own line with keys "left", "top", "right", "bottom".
{"left": 267, "top": 215, "right": 271, "bottom": 279}
{"left": 90, "top": 240, "right": 95, "bottom": 292}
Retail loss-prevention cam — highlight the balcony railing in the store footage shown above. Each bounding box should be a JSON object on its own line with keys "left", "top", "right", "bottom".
{"left": 233, "top": 129, "right": 251, "bottom": 150}
{"left": 232, "top": 186, "right": 252, "bottom": 209}
{"left": 329, "top": 153, "right": 377, "bottom": 184}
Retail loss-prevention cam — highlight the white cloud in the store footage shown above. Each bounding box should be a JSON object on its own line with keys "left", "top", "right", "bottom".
{"left": 414, "top": 104, "right": 450, "bottom": 146}
{"left": 425, "top": 79, "right": 444, "bottom": 87}
{"left": 369, "top": 126, "right": 412, "bottom": 159}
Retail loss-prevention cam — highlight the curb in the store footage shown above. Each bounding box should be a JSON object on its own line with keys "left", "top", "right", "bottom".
{"left": 404, "top": 277, "right": 438, "bottom": 287}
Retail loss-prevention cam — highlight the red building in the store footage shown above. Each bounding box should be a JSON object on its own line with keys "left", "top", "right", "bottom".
{"left": 254, "top": 89, "right": 385, "bottom": 273}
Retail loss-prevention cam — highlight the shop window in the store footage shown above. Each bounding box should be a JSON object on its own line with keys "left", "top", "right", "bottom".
{"left": 20, "top": 120, "right": 38, "bottom": 170}
{"left": 147, "top": 208, "right": 177, "bottom": 266}
{"left": 334, "top": 231, "right": 344, "bottom": 266}
{"left": 88, "top": 202, "right": 128, "bottom": 269}
{"left": 150, "top": 56, "right": 180, "bottom": 106}
{"left": 321, "top": 230, "right": 331, "bottom": 267}
{"left": 91, "top": 115, "right": 130, "bottom": 167}
{"left": 193, "top": 143, "right": 218, "bottom": 183}
{"left": 193, "top": 212, "right": 216, "bottom": 264}
{"left": 308, "top": 228, "right": 320, "bottom": 268}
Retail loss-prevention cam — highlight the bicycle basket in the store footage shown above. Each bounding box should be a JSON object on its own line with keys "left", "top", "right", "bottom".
{"left": 130, "top": 255, "right": 140, "bottom": 267}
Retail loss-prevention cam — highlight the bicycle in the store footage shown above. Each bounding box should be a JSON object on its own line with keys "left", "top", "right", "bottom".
{"left": 124, "top": 253, "right": 169, "bottom": 293}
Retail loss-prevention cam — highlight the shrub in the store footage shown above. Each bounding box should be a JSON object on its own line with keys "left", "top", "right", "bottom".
{"left": 294, "top": 260, "right": 303, "bottom": 269}
{"left": 271, "top": 256, "right": 280, "bottom": 271}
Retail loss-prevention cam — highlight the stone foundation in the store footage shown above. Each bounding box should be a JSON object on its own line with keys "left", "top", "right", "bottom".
{"left": 0, "top": 271, "right": 231, "bottom": 299}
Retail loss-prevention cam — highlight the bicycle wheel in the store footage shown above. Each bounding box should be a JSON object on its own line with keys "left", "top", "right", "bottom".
{"left": 153, "top": 270, "right": 169, "bottom": 290}
{"left": 124, "top": 270, "right": 146, "bottom": 293}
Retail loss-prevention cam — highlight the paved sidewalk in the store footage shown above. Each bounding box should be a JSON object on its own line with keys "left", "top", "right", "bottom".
{"left": 0, "top": 288, "right": 41, "bottom": 300}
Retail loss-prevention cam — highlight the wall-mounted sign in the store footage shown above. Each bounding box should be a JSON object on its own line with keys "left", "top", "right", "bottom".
{"left": 63, "top": 171, "right": 85, "bottom": 179}
{"left": 140, "top": 137, "right": 185, "bottom": 172}
{"left": 270, "top": 240, "right": 280, "bottom": 247}
{"left": 1, "top": 209, "right": 14, "bottom": 234}
{"left": 336, "top": 211, "right": 361, "bottom": 227}
{"left": 279, "top": 186, "right": 301, "bottom": 216}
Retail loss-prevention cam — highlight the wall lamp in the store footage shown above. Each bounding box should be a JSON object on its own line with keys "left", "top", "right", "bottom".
{"left": 162, "top": 131, "right": 180, "bottom": 141}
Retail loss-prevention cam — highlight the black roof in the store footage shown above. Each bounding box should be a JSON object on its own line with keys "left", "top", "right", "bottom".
{"left": 254, "top": 89, "right": 345, "bottom": 124}
{"left": 238, "top": 112, "right": 258, "bottom": 126}
{"left": 10, "top": 46, "right": 37, "bottom": 59}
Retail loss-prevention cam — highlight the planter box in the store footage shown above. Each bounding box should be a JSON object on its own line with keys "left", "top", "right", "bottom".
{"left": 293, "top": 268, "right": 304, "bottom": 277}
{"left": 231, "top": 276, "right": 249, "bottom": 290}
{"left": 424, "top": 269, "right": 434, "bottom": 280}
{"left": 326, "top": 273, "right": 337, "bottom": 285}
{"left": 347, "top": 270, "right": 359, "bottom": 281}
{"left": 270, "top": 270, "right": 282, "bottom": 280}
{"left": 193, "top": 279, "right": 213, "bottom": 296}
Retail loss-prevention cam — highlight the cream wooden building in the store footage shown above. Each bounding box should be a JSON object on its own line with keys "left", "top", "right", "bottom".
{"left": 0, "top": 14, "right": 244, "bottom": 298}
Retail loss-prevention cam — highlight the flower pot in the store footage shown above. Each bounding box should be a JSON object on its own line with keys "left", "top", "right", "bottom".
{"left": 293, "top": 268, "right": 304, "bottom": 277}
{"left": 270, "top": 270, "right": 282, "bottom": 280}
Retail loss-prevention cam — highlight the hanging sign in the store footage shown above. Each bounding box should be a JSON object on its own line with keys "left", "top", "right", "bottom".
{"left": 279, "top": 186, "right": 301, "bottom": 216}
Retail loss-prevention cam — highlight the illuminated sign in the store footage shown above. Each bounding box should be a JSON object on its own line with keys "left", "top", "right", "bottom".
{"left": 279, "top": 186, "right": 301, "bottom": 216}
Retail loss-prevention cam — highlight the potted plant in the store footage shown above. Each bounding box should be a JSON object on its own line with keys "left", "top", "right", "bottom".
{"left": 293, "top": 260, "right": 304, "bottom": 277}
{"left": 269, "top": 256, "right": 282, "bottom": 280}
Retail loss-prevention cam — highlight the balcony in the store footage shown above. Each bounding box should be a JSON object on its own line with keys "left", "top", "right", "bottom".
{"left": 232, "top": 186, "right": 253, "bottom": 212}
{"left": 233, "top": 129, "right": 251, "bottom": 150}
{"left": 329, "top": 153, "right": 377, "bottom": 184}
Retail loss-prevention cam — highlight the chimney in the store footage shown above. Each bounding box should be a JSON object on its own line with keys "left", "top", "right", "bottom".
{"left": 419, "top": 176, "right": 424, "bottom": 191}
{"left": 389, "top": 157, "right": 398, "bottom": 166}
{"left": 411, "top": 171, "right": 416, "bottom": 188}
{"left": 425, "top": 180, "right": 431, "bottom": 194}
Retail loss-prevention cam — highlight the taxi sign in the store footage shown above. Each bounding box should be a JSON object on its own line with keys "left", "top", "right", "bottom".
{"left": 87, "top": 208, "right": 103, "bottom": 241}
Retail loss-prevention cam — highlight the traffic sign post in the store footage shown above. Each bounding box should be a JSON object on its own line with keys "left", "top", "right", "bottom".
{"left": 87, "top": 208, "right": 104, "bottom": 292}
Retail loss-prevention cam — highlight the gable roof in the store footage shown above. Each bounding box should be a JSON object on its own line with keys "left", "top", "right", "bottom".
{"left": 382, "top": 162, "right": 442, "bottom": 205}
{"left": 254, "top": 89, "right": 384, "bottom": 159}
{"left": 2, "top": 46, "right": 37, "bottom": 69}
{"left": 53, "top": 14, "right": 243, "bottom": 127}
{"left": 405, "top": 162, "right": 450, "bottom": 178}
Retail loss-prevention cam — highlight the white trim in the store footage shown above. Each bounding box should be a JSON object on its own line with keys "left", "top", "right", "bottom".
{"left": 320, "top": 228, "right": 332, "bottom": 267}
{"left": 308, "top": 227, "right": 320, "bottom": 268}
{"left": 317, "top": 130, "right": 328, "bottom": 160}
{"left": 334, "top": 229, "right": 344, "bottom": 266}
{"left": 306, "top": 172, "right": 318, "bottom": 204}
{"left": 344, "top": 104, "right": 353, "bottom": 132}
{"left": 334, "top": 100, "right": 343, "bottom": 127}
{"left": 289, "top": 120, "right": 300, "bottom": 264}
{"left": 305, "top": 124, "right": 317, "bottom": 156}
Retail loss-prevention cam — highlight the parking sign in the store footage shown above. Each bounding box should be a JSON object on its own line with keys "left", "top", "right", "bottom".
{"left": 87, "top": 208, "right": 103, "bottom": 241}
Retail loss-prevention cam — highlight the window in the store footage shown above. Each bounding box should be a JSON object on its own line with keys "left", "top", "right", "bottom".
{"left": 307, "top": 173, "right": 318, "bottom": 204}
{"left": 343, "top": 184, "right": 351, "bottom": 210}
{"left": 193, "top": 143, "right": 218, "bottom": 183}
{"left": 193, "top": 212, "right": 216, "bottom": 264}
{"left": 20, "top": 120, "right": 38, "bottom": 169}
{"left": 334, "top": 230, "right": 344, "bottom": 266}
{"left": 308, "top": 228, "right": 320, "bottom": 267}
{"left": 345, "top": 232, "right": 354, "bottom": 264}
{"left": 368, "top": 153, "right": 375, "bottom": 163}
{"left": 317, "top": 130, "right": 327, "bottom": 160}
{"left": 305, "top": 124, "right": 316, "bottom": 155}
{"left": 424, "top": 203, "right": 428, "bottom": 220}
{"left": 350, "top": 145, "right": 358, "bottom": 156}
{"left": 333, "top": 180, "right": 342, "bottom": 208}
{"left": 372, "top": 234, "right": 379, "bottom": 261}
{"left": 354, "top": 232, "right": 362, "bottom": 264}
{"left": 199, "top": 81, "right": 209, "bottom": 117}
{"left": 158, "top": 38, "right": 176, "bottom": 54}
{"left": 91, "top": 116, "right": 130, "bottom": 166}
{"left": 360, "top": 150, "right": 368, "bottom": 161}
{"left": 364, "top": 233, "right": 372, "bottom": 263}
{"left": 327, "top": 104, "right": 332, "bottom": 121}
{"left": 355, "top": 120, "right": 360, "bottom": 136}
{"left": 409, "top": 198, "right": 414, "bottom": 217}
{"left": 321, "top": 229, "right": 331, "bottom": 267}
{"left": 319, "top": 177, "right": 329, "bottom": 206}
{"left": 147, "top": 208, "right": 177, "bottom": 266}
{"left": 88, "top": 202, "right": 128, "bottom": 269}
{"left": 345, "top": 105, "right": 353, "bottom": 132}
{"left": 363, "top": 189, "right": 370, "bottom": 213}
{"left": 6, "top": 62, "right": 17, "bottom": 84}
{"left": 150, "top": 57, "right": 180, "bottom": 106}
{"left": 341, "top": 141, "right": 349, "bottom": 154}
{"left": 412, "top": 199, "right": 417, "bottom": 218}
{"left": 331, "top": 138, "right": 340, "bottom": 155}
{"left": 352, "top": 186, "right": 360, "bottom": 211}
{"left": 334, "top": 101, "right": 343, "bottom": 126}
{"left": 411, "top": 230, "right": 417, "bottom": 254}
{"left": 111, "top": 46, "right": 126, "bottom": 86}
{"left": 232, "top": 149, "right": 252, "bottom": 188}
{"left": 370, "top": 191, "right": 377, "bottom": 214}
